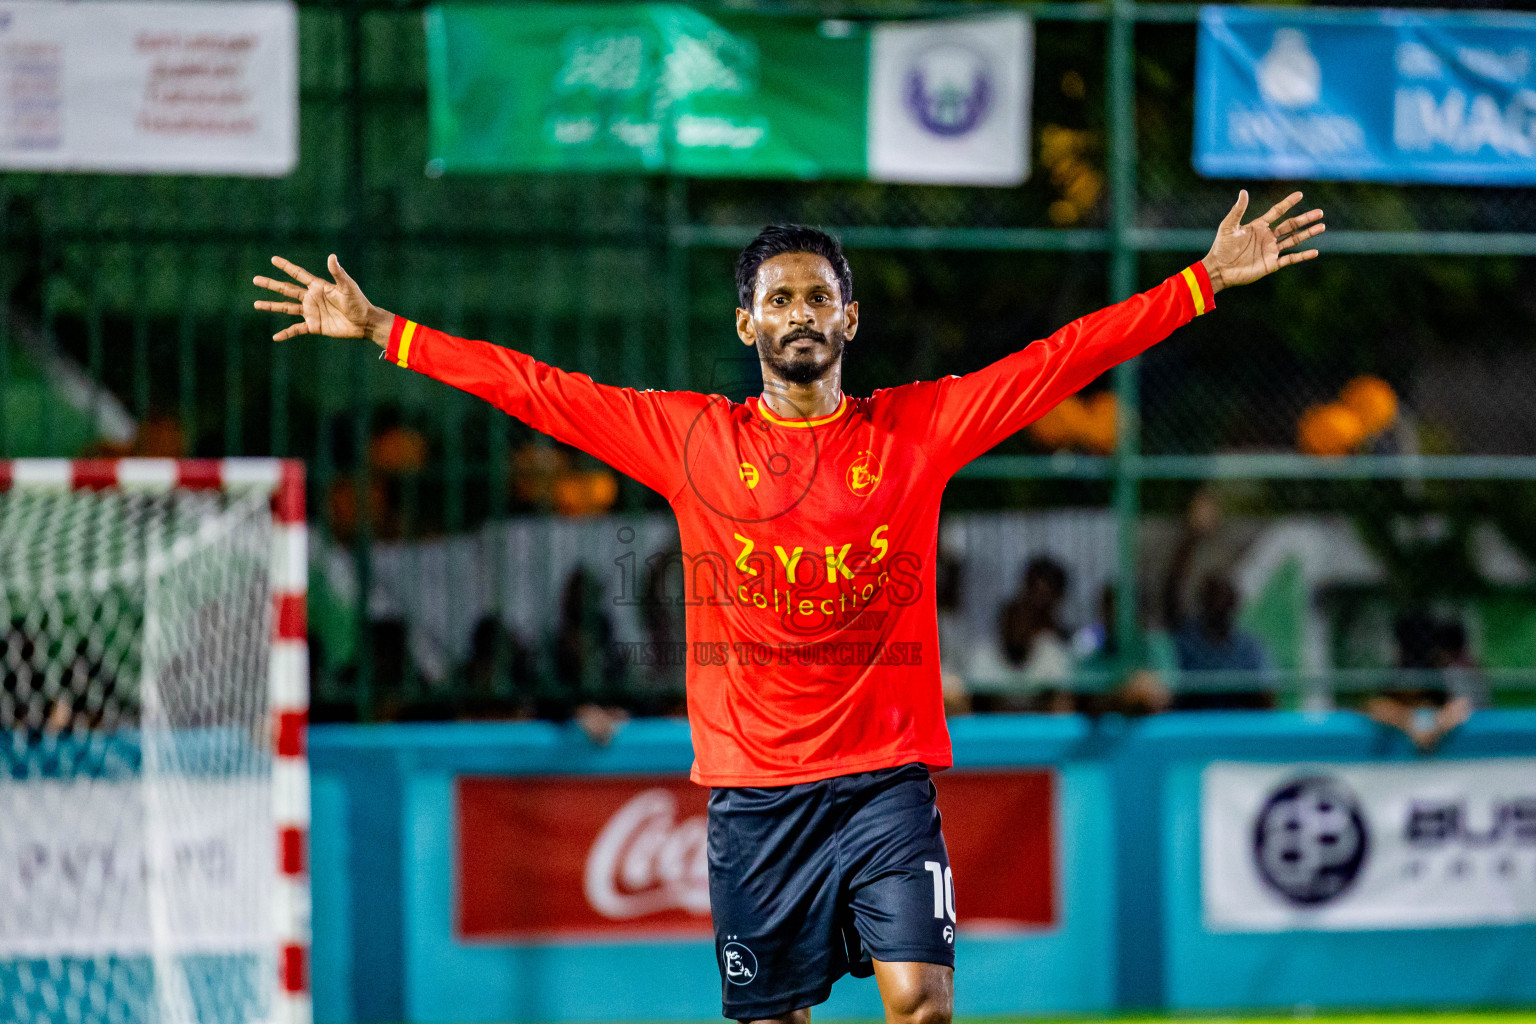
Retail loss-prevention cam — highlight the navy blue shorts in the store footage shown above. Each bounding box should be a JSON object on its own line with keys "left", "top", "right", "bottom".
{"left": 707, "top": 762, "right": 955, "bottom": 1021}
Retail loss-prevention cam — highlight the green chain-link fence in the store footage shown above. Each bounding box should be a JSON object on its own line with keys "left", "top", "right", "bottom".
{"left": 3, "top": 0, "right": 1535, "bottom": 721}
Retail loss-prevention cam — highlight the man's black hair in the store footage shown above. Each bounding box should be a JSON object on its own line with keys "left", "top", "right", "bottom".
{"left": 735, "top": 224, "right": 853, "bottom": 311}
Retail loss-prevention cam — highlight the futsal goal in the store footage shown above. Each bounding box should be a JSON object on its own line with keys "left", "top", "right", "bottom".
{"left": 0, "top": 459, "right": 311, "bottom": 1024}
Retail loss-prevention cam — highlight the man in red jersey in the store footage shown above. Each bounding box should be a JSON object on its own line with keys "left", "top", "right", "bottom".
{"left": 255, "top": 189, "right": 1323, "bottom": 1024}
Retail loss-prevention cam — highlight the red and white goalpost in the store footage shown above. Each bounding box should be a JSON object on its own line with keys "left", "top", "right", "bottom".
{"left": 0, "top": 458, "right": 311, "bottom": 1024}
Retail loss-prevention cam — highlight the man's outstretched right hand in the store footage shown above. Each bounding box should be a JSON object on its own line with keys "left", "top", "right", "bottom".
{"left": 254, "top": 253, "right": 394, "bottom": 347}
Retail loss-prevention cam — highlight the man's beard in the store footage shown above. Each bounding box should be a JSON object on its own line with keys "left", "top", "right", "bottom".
{"left": 758, "top": 325, "right": 845, "bottom": 386}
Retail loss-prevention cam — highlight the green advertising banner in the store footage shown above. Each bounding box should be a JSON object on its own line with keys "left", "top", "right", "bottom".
{"left": 424, "top": 3, "right": 1031, "bottom": 184}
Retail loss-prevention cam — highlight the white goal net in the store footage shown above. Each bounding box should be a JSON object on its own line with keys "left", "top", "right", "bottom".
{"left": 0, "top": 460, "right": 310, "bottom": 1024}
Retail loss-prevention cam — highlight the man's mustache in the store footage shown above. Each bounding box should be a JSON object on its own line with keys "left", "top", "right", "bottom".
{"left": 780, "top": 326, "right": 827, "bottom": 345}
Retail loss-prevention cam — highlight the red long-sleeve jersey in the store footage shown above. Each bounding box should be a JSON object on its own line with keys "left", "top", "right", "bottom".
{"left": 385, "top": 263, "right": 1215, "bottom": 785}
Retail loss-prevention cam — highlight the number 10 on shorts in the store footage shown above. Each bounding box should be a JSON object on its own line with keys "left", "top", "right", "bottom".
{"left": 924, "top": 861, "right": 955, "bottom": 922}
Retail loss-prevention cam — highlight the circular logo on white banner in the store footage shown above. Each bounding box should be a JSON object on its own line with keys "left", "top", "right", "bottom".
{"left": 903, "top": 44, "right": 992, "bottom": 137}
{"left": 1252, "top": 775, "right": 1369, "bottom": 905}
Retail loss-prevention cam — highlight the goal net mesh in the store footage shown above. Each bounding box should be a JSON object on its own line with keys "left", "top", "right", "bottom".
{"left": 0, "top": 485, "right": 277, "bottom": 1024}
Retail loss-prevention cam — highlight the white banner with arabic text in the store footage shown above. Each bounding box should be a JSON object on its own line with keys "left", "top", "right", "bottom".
{"left": 0, "top": 0, "right": 296, "bottom": 174}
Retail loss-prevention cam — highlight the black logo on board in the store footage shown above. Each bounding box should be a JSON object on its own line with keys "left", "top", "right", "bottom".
{"left": 1252, "top": 776, "right": 1369, "bottom": 906}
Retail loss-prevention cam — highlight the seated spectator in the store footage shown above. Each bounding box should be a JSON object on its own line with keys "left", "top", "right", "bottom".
{"left": 539, "top": 566, "right": 632, "bottom": 744}
{"left": 633, "top": 547, "right": 689, "bottom": 717}
{"left": 933, "top": 541, "right": 972, "bottom": 715}
{"left": 1366, "top": 612, "right": 1483, "bottom": 752}
{"left": 1162, "top": 492, "right": 1275, "bottom": 710}
{"left": 458, "top": 615, "right": 536, "bottom": 721}
{"left": 1074, "top": 585, "right": 1173, "bottom": 717}
{"left": 966, "top": 556, "right": 1075, "bottom": 712}
{"left": 367, "top": 616, "right": 434, "bottom": 721}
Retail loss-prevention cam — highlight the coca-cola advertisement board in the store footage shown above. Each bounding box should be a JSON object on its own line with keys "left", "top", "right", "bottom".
{"left": 456, "top": 770, "right": 1055, "bottom": 941}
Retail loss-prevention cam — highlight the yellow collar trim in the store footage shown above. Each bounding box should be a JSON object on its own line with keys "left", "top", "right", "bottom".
{"left": 755, "top": 394, "right": 849, "bottom": 428}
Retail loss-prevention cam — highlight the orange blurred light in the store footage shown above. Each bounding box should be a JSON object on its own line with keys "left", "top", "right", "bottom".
{"left": 1339, "top": 375, "right": 1398, "bottom": 436}
{"left": 1298, "top": 402, "right": 1366, "bottom": 456}
{"left": 1029, "top": 394, "right": 1090, "bottom": 450}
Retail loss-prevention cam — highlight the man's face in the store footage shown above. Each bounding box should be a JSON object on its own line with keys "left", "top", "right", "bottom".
{"left": 736, "top": 252, "right": 858, "bottom": 386}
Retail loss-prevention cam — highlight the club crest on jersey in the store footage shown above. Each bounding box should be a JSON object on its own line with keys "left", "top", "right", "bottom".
{"left": 846, "top": 450, "right": 883, "bottom": 496}
{"left": 739, "top": 462, "right": 759, "bottom": 489}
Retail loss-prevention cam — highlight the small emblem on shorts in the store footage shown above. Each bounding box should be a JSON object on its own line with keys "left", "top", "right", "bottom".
{"left": 722, "top": 941, "right": 757, "bottom": 985}
{"left": 943, "top": 925, "right": 954, "bottom": 945}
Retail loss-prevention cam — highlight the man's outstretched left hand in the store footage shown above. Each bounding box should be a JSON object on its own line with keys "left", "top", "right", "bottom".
{"left": 1201, "top": 190, "right": 1325, "bottom": 294}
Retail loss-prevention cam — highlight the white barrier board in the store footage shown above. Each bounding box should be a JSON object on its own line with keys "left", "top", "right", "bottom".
{"left": 0, "top": 777, "right": 274, "bottom": 954}
{"left": 1203, "top": 758, "right": 1536, "bottom": 931}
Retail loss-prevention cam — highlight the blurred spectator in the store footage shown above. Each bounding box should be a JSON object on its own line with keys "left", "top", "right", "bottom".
{"left": 966, "top": 556, "right": 1075, "bottom": 712}
{"left": 1070, "top": 583, "right": 1114, "bottom": 665}
{"left": 634, "top": 547, "right": 688, "bottom": 717}
{"left": 1162, "top": 492, "right": 1275, "bottom": 710}
{"left": 541, "top": 566, "right": 631, "bottom": 744}
{"left": 1002, "top": 557, "right": 1072, "bottom": 673}
{"left": 1436, "top": 619, "right": 1489, "bottom": 708}
{"left": 1366, "top": 611, "right": 1484, "bottom": 752}
{"left": 1074, "top": 584, "right": 1173, "bottom": 717}
{"left": 365, "top": 616, "right": 416, "bottom": 721}
{"left": 933, "top": 542, "right": 972, "bottom": 715}
{"left": 458, "top": 615, "right": 536, "bottom": 721}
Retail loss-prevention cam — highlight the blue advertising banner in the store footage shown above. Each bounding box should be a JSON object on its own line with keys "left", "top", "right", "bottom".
{"left": 1195, "top": 6, "right": 1536, "bottom": 184}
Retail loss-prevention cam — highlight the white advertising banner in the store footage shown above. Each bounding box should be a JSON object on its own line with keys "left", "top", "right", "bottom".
{"left": 0, "top": 778, "right": 274, "bottom": 955}
{"left": 867, "top": 13, "right": 1032, "bottom": 186}
{"left": 0, "top": 0, "right": 296, "bottom": 175}
{"left": 1203, "top": 759, "right": 1536, "bottom": 932}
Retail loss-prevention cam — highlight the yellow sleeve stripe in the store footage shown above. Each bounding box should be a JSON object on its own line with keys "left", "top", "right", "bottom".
{"left": 1180, "top": 266, "right": 1207, "bottom": 317}
{"left": 394, "top": 320, "right": 418, "bottom": 368}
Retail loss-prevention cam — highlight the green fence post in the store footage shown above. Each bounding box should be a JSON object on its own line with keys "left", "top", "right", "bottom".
{"left": 271, "top": 319, "right": 289, "bottom": 456}
{"left": 348, "top": 0, "right": 374, "bottom": 722}
{"left": 87, "top": 293, "right": 104, "bottom": 442}
{"left": 666, "top": 176, "right": 690, "bottom": 390}
{"left": 178, "top": 312, "right": 196, "bottom": 453}
{"left": 225, "top": 313, "right": 244, "bottom": 456}
{"left": 488, "top": 263, "right": 513, "bottom": 699}
{"left": 133, "top": 314, "right": 150, "bottom": 426}
{"left": 622, "top": 307, "right": 645, "bottom": 513}
{"left": 1109, "top": 0, "right": 1142, "bottom": 672}
{"left": 444, "top": 251, "right": 466, "bottom": 536}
